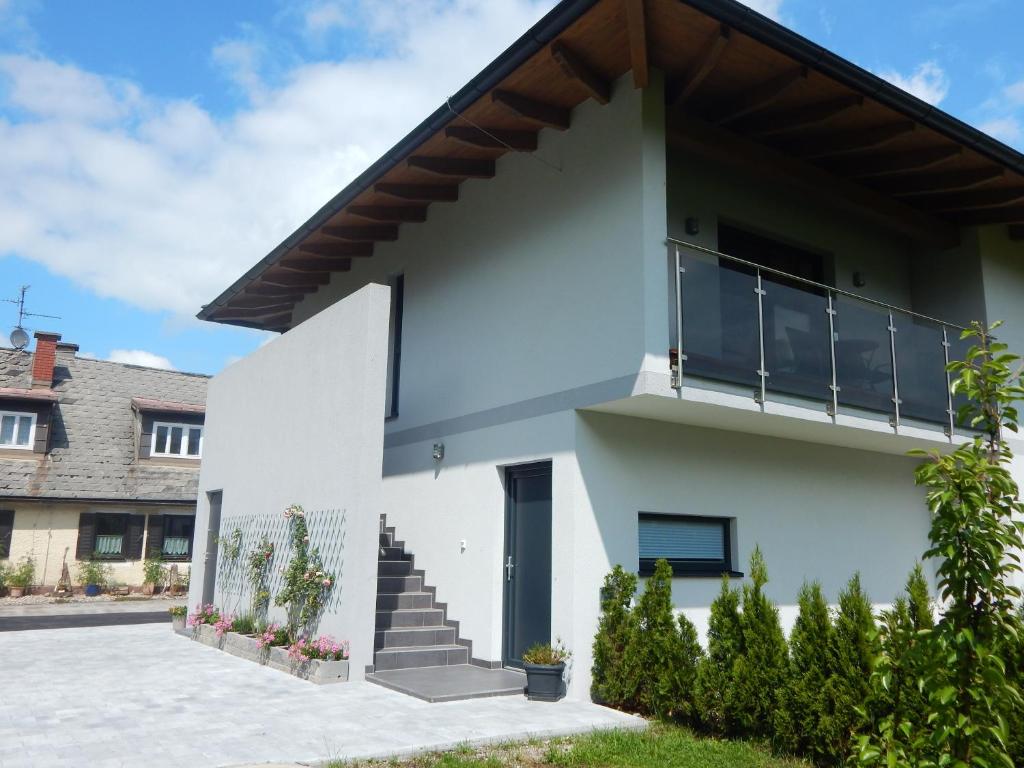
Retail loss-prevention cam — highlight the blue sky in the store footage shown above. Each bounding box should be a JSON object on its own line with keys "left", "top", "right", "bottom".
{"left": 0, "top": 0, "right": 1021, "bottom": 374}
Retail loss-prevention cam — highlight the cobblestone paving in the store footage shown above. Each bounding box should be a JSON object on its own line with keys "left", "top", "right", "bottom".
{"left": 0, "top": 624, "right": 642, "bottom": 768}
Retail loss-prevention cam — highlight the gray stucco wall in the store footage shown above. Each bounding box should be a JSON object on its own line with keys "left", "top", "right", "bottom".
{"left": 189, "top": 284, "right": 390, "bottom": 679}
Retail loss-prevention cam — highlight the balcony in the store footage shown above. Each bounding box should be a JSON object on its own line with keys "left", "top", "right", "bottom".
{"left": 670, "top": 239, "right": 970, "bottom": 434}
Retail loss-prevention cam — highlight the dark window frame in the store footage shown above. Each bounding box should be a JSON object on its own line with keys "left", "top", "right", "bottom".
{"left": 93, "top": 513, "right": 128, "bottom": 560}
{"left": 385, "top": 273, "right": 404, "bottom": 421}
{"left": 0, "top": 509, "right": 13, "bottom": 558}
{"left": 637, "top": 513, "right": 742, "bottom": 578}
{"left": 161, "top": 515, "right": 194, "bottom": 561}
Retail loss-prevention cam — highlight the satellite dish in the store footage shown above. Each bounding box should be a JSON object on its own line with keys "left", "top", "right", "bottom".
{"left": 10, "top": 327, "right": 29, "bottom": 350}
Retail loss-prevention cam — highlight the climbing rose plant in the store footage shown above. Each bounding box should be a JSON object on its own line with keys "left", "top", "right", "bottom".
{"left": 246, "top": 535, "right": 275, "bottom": 620}
{"left": 274, "top": 504, "right": 335, "bottom": 641}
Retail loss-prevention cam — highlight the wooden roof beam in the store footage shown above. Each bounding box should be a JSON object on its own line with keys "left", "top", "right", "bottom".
{"left": 823, "top": 145, "right": 962, "bottom": 179}
{"left": 213, "top": 305, "right": 293, "bottom": 320}
{"left": 624, "top": 0, "right": 648, "bottom": 89}
{"left": 711, "top": 66, "right": 808, "bottom": 124}
{"left": 492, "top": 90, "right": 570, "bottom": 130}
{"left": 667, "top": 24, "right": 731, "bottom": 106}
{"left": 347, "top": 205, "right": 428, "bottom": 223}
{"left": 280, "top": 257, "right": 352, "bottom": 272}
{"left": 951, "top": 206, "right": 1024, "bottom": 226}
{"left": 911, "top": 187, "right": 1024, "bottom": 213}
{"left": 322, "top": 225, "right": 398, "bottom": 242}
{"left": 407, "top": 156, "right": 495, "bottom": 178}
{"left": 550, "top": 41, "right": 610, "bottom": 105}
{"left": 228, "top": 295, "right": 305, "bottom": 309}
{"left": 375, "top": 183, "right": 460, "bottom": 202}
{"left": 744, "top": 94, "right": 863, "bottom": 137}
{"left": 260, "top": 271, "right": 331, "bottom": 288}
{"left": 298, "top": 242, "right": 374, "bottom": 257}
{"left": 788, "top": 121, "right": 916, "bottom": 159}
{"left": 445, "top": 125, "right": 538, "bottom": 151}
{"left": 1009, "top": 224, "right": 1024, "bottom": 241}
{"left": 244, "top": 284, "right": 318, "bottom": 297}
{"left": 876, "top": 167, "right": 1005, "bottom": 197}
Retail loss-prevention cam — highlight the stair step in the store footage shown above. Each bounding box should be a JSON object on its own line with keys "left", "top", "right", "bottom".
{"left": 375, "top": 626, "right": 456, "bottom": 650}
{"left": 378, "top": 533, "right": 392, "bottom": 547}
{"left": 376, "top": 608, "right": 444, "bottom": 629}
{"left": 378, "top": 575, "right": 422, "bottom": 594}
{"left": 378, "top": 560, "right": 414, "bottom": 576}
{"left": 376, "top": 592, "right": 433, "bottom": 610}
{"left": 379, "top": 546, "right": 407, "bottom": 561}
{"left": 373, "top": 644, "right": 469, "bottom": 671}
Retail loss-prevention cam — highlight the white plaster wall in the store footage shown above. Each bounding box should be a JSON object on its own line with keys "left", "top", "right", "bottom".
{"left": 292, "top": 74, "right": 649, "bottom": 434}
{"left": 568, "top": 410, "right": 932, "bottom": 697}
{"left": 189, "top": 284, "right": 390, "bottom": 680}
{"left": 980, "top": 225, "right": 1024, "bottom": 357}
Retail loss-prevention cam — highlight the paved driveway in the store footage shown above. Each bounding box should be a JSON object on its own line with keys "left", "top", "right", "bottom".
{"left": 0, "top": 624, "right": 642, "bottom": 768}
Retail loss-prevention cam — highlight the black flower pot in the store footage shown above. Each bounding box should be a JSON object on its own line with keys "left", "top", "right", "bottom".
{"left": 524, "top": 662, "right": 566, "bottom": 702}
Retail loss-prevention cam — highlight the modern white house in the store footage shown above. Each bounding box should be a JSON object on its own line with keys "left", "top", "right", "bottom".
{"left": 188, "top": 0, "right": 1024, "bottom": 701}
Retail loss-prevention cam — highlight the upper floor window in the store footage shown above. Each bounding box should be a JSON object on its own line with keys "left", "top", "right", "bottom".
{"left": 152, "top": 422, "right": 203, "bottom": 458}
{"left": 0, "top": 411, "right": 35, "bottom": 449}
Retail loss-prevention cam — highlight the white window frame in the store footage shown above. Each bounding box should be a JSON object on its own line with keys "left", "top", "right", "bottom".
{"left": 151, "top": 421, "right": 203, "bottom": 458}
{"left": 0, "top": 410, "right": 36, "bottom": 450}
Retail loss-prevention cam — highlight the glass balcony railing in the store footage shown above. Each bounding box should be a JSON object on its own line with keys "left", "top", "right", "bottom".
{"left": 670, "top": 239, "right": 971, "bottom": 432}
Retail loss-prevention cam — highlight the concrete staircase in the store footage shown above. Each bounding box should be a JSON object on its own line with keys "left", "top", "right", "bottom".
{"left": 372, "top": 517, "right": 470, "bottom": 671}
{"left": 366, "top": 516, "right": 526, "bottom": 702}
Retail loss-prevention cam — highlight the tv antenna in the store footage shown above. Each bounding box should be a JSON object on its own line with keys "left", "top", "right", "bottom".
{"left": 3, "top": 285, "right": 60, "bottom": 350}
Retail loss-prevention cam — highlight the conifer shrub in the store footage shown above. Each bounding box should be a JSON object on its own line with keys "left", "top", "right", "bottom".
{"left": 728, "top": 547, "right": 789, "bottom": 741}
{"left": 695, "top": 574, "right": 744, "bottom": 735}
{"left": 621, "top": 558, "right": 704, "bottom": 720}
{"left": 778, "top": 581, "right": 834, "bottom": 763}
{"left": 591, "top": 565, "right": 637, "bottom": 706}
{"left": 822, "top": 573, "right": 875, "bottom": 763}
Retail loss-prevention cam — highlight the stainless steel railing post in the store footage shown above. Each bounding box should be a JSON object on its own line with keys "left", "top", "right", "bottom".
{"left": 888, "top": 311, "right": 901, "bottom": 429}
{"left": 826, "top": 292, "right": 839, "bottom": 419}
{"left": 755, "top": 269, "right": 768, "bottom": 406}
{"left": 942, "top": 326, "right": 955, "bottom": 440}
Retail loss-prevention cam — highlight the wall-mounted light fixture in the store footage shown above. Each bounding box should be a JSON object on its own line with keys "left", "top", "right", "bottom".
{"left": 432, "top": 442, "right": 445, "bottom": 461}
{"left": 685, "top": 217, "right": 700, "bottom": 236}
{"left": 852, "top": 271, "right": 866, "bottom": 288}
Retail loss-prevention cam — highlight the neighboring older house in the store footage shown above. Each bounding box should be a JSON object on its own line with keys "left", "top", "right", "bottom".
{"left": 0, "top": 332, "right": 208, "bottom": 589}
{"left": 189, "top": 0, "right": 1024, "bottom": 701}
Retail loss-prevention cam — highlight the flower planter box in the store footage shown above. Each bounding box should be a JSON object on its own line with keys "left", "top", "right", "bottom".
{"left": 171, "top": 615, "right": 186, "bottom": 633}
{"left": 524, "top": 662, "right": 566, "bottom": 702}
{"left": 186, "top": 627, "right": 348, "bottom": 684}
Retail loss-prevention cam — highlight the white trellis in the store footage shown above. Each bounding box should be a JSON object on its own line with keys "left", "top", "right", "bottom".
{"left": 214, "top": 508, "right": 349, "bottom": 619}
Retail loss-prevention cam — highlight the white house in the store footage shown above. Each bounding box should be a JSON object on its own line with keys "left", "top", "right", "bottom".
{"left": 188, "top": 0, "right": 1024, "bottom": 701}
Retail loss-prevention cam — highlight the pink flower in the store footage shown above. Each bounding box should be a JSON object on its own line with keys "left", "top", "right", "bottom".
{"left": 322, "top": 578, "right": 331, "bottom": 587}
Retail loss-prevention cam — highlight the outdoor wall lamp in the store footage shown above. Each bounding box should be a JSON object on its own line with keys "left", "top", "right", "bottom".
{"left": 853, "top": 271, "right": 866, "bottom": 288}
{"left": 685, "top": 217, "right": 700, "bottom": 236}
{"left": 432, "top": 442, "right": 445, "bottom": 461}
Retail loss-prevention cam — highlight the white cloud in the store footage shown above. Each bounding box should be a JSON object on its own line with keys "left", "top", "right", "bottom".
{"left": 304, "top": 2, "right": 350, "bottom": 36}
{"left": 877, "top": 61, "right": 950, "bottom": 106}
{"left": 107, "top": 349, "right": 176, "bottom": 370}
{"left": 739, "top": 0, "right": 783, "bottom": 21}
{"left": 1004, "top": 80, "right": 1024, "bottom": 107}
{"left": 979, "top": 116, "right": 1022, "bottom": 144}
{"left": 0, "top": 1, "right": 556, "bottom": 319}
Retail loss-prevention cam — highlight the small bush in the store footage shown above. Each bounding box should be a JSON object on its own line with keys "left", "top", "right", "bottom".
{"left": 729, "top": 547, "right": 789, "bottom": 742}
{"left": 778, "top": 581, "right": 834, "bottom": 763}
{"left": 821, "top": 573, "right": 875, "bottom": 762}
{"left": 143, "top": 553, "right": 166, "bottom": 586}
{"left": 231, "top": 613, "right": 258, "bottom": 635}
{"left": 621, "top": 558, "right": 703, "bottom": 719}
{"left": 591, "top": 565, "right": 637, "bottom": 705}
{"left": 8, "top": 556, "right": 36, "bottom": 588}
{"left": 695, "top": 574, "right": 744, "bottom": 735}
{"left": 522, "top": 639, "right": 571, "bottom": 665}
{"left": 76, "top": 560, "right": 111, "bottom": 588}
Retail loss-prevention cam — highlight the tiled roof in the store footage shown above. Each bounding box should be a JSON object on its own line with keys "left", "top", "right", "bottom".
{"left": 0, "top": 387, "right": 58, "bottom": 402}
{"left": 0, "top": 348, "right": 209, "bottom": 502}
{"left": 131, "top": 397, "right": 206, "bottom": 415}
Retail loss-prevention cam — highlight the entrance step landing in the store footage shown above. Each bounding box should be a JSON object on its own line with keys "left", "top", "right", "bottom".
{"left": 366, "top": 664, "right": 526, "bottom": 703}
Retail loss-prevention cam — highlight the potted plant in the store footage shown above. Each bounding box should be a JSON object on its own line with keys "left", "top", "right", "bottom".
{"left": 76, "top": 560, "right": 111, "bottom": 596}
{"left": 169, "top": 605, "right": 187, "bottom": 632}
{"left": 142, "top": 553, "right": 166, "bottom": 596}
{"left": 522, "top": 639, "right": 570, "bottom": 702}
{"left": 7, "top": 557, "right": 35, "bottom": 598}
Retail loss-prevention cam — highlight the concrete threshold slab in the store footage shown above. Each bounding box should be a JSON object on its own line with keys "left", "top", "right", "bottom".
{"left": 366, "top": 664, "right": 527, "bottom": 702}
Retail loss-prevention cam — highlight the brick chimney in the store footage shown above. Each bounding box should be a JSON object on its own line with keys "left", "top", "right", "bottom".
{"left": 31, "top": 331, "right": 61, "bottom": 389}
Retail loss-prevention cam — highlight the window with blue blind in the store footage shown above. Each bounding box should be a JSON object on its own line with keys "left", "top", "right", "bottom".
{"left": 638, "top": 513, "right": 736, "bottom": 576}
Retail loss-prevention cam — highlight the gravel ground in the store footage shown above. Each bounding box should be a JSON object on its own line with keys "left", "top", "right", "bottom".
{"left": 0, "top": 592, "right": 183, "bottom": 607}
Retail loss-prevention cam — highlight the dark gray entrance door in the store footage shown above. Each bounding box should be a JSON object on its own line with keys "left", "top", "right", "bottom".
{"left": 503, "top": 462, "right": 552, "bottom": 668}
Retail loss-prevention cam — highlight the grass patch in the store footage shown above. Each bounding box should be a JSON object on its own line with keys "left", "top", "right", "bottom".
{"left": 330, "top": 724, "right": 809, "bottom": 768}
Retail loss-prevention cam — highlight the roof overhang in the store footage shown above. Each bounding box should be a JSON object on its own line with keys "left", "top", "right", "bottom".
{"left": 131, "top": 397, "right": 206, "bottom": 416}
{"left": 0, "top": 387, "right": 58, "bottom": 403}
{"left": 198, "top": 0, "right": 1024, "bottom": 331}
